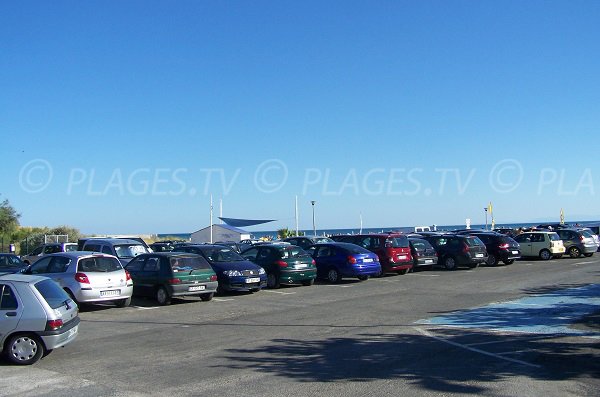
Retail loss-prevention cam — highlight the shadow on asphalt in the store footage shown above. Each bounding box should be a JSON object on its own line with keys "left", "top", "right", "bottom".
{"left": 213, "top": 328, "right": 600, "bottom": 394}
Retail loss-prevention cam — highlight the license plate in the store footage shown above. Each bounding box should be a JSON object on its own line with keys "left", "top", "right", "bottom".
{"left": 100, "top": 290, "right": 120, "bottom": 297}
{"left": 398, "top": 255, "right": 407, "bottom": 260}
{"left": 363, "top": 258, "right": 373, "bottom": 263}
{"left": 67, "top": 325, "right": 78, "bottom": 338}
{"left": 245, "top": 277, "right": 261, "bottom": 283}
{"left": 295, "top": 264, "right": 307, "bottom": 268}
{"left": 188, "top": 285, "right": 206, "bottom": 292}
{"left": 476, "top": 253, "right": 484, "bottom": 258}
{"left": 512, "top": 250, "right": 519, "bottom": 254}
{"left": 425, "top": 259, "right": 433, "bottom": 264}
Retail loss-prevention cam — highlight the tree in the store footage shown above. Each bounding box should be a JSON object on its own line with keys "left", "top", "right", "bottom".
{"left": 0, "top": 199, "right": 21, "bottom": 236}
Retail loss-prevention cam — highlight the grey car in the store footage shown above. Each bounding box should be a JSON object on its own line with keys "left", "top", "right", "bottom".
{"left": 22, "top": 243, "right": 78, "bottom": 265}
{"left": 554, "top": 228, "right": 598, "bottom": 258}
{"left": 1, "top": 273, "right": 79, "bottom": 365}
{"left": 81, "top": 238, "right": 149, "bottom": 267}
{"left": 23, "top": 252, "right": 133, "bottom": 307}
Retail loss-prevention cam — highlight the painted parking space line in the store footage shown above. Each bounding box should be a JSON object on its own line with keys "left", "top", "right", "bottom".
{"left": 415, "top": 327, "right": 541, "bottom": 368}
{"left": 131, "top": 306, "right": 160, "bottom": 310}
{"left": 323, "top": 284, "right": 354, "bottom": 288}
{"left": 410, "top": 274, "right": 441, "bottom": 277}
{"left": 213, "top": 298, "right": 235, "bottom": 302}
{"left": 261, "top": 290, "right": 297, "bottom": 295}
{"left": 572, "top": 261, "right": 595, "bottom": 265}
{"left": 416, "top": 284, "right": 600, "bottom": 338}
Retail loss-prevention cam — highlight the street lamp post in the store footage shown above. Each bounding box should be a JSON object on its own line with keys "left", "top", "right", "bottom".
{"left": 311, "top": 201, "right": 316, "bottom": 236}
{"left": 484, "top": 207, "right": 488, "bottom": 230}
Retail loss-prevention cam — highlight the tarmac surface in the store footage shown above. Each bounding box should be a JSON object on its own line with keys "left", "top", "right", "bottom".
{"left": 1, "top": 255, "right": 599, "bottom": 396}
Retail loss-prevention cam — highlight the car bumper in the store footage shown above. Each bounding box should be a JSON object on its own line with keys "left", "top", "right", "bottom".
{"left": 280, "top": 269, "right": 317, "bottom": 283}
{"left": 76, "top": 285, "right": 133, "bottom": 303}
{"left": 170, "top": 281, "right": 219, "bottom": 296}
{"left": 39, "top": 317, "right": 80, "bottom": 350}
{"left": 551, "top": 247, "right": 566, "bottom": 254}
{"left": 497, "top": 250, "right": 521, "bottom": 261}
{"left": 382, "top": 261, "right": 412, "bottom": 273}
{"left": 223, "top": 275, "right": 267, "bottom": 291}
{"left": 415, "top": 257, "right": 438, "bottom": 267}
{"left": 339, "top": 264, "right": 382, "bottom": 277}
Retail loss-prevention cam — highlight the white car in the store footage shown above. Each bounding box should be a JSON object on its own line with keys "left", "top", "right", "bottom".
{"left": 514, "top": 231, "right": 565, "bottom": 260}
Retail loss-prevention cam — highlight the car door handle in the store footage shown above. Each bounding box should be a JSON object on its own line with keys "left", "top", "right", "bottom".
{"left": 5, "top": 312, "right": 17, "bottom": 317}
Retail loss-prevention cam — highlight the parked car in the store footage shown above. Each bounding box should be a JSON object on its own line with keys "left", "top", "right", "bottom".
{"left": 282, "top": 236, "right": 334, "bottom": 250}
{"left": 240, "top": 243, "right": 316, "bottom": 289}
{"left": 554, "top": 228, "right": 598, "bottom": 258}
{"left": 330, "top": 233, "right": 413, "bottom": 275}
{"left": 513, "top": 231, "right": 565, "bottom": 260}
{"left": 0, "top": 273, "right": 79, "bottom": 365}
{"left": 172, "top": 244, "right": 266, "bottom": 293}
{"left": 214, "top": 241, "right": 243, "bottom": 253}
{"left": 309, "top": 242, "right": 381, "bottom": 283}
{"left": 81, "top": 238, "right": 149, "bottom": 266}
{"left": 0, "top": 254, "right": 28, "bottom": 274}
{"left": 421, "top": 234, "right": 487, "bottom": 270}
{"left": 408, "top": 237, "right": 438, "bottom": 269}
{"left": 78, "top": 236, "right": 152, "bottom": 252}
{"left": 22, "top": 243, "right": 78, "bottom": 265}
{"left": 457, "top": 231, "right": 521, "bottom": 266}
{"left": 23, "top": 252, "right": 133, "bottom": 307}
{"left": 125, "top": 253, "right": 218, "bottom": 305}
{"left": 148, "top": 242, "right": 174, "bottom": 252}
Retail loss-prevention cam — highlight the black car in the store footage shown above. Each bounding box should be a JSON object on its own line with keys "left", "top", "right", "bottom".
{"left": 0, "top": 254, "right": 27, "bottom": 274}
{"left": 408, "top": 238, "right": 438, "bottom": 269}
{"left": 421, "top": 234, "right": 487, "bottom": 270}
{"left": 282, "top": 236, "right": 334, "bottom": 250}
{"left": 148, "top": 242, "right": 174, "bottom": 252}
{"left": 458, "top": 232, "right": 521, "bottom": 266}
{"left": 173, "top": 244, "right": 267, "bottom": 293}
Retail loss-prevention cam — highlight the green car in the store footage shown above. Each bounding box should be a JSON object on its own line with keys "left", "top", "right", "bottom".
{"left": 125, "top": 253, "right": 218, "bottom": 305}
{"left": 241, "top": 243, "right": 317, "bottom": 289}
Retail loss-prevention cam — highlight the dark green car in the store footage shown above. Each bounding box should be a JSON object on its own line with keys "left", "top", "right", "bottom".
{"left": 241, "top": 243, "right": 316, "bottom": 289}
{"left": 125, "top": 253, "right": 218, "bottom": 305}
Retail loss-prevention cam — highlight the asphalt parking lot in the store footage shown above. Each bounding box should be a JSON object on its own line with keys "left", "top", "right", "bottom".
{"left": 2, "top": 256, "right": 599, "bottom": 397}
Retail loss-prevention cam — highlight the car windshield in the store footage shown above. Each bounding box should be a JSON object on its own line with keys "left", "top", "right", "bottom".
{"left": 64, "top": 244, "right": 78, "bottom": 252}
{"left": 170, "top": 256, "right": 212, "bottom": 271}
{"left": 201, "top": 247, "right": 244, "bottom": 262}
{"left": 78, "top": 257, "right": 123, "bottom": 272}
{"left": 35, "top": 278, "right": 71, "bottom": 309}
{"left": 279, "top": 247, "right": 310, "bottom": 258}
{"left": 385, "top": 237, "right": 409, "bottom": 248}
{"left": 114, "top": 244, "right": 147, "bottom": 259}
{"left": 549, "top": 233, "right": 561, "bottom": 241}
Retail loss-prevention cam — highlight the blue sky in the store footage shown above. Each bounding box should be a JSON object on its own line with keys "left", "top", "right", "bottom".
{"left": 1, "top": 1, "right": 599, "bottom": 234}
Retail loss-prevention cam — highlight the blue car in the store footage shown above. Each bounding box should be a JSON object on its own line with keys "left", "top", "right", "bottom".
{"left": 0, "top": 254, "right": 28, "bottom": 274}
{"left": 172, "top": 244, "right": 267, "bottom": 293}
{"left": 309, "top": 242, "right": 381, "bottom": 283}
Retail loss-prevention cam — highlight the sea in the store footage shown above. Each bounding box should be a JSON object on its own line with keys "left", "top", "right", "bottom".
{"left": 157, "top": 220, "right": 600, "bottom": 240}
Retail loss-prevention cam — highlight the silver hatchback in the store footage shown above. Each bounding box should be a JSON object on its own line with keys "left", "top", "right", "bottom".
{"left": 1, "top": 274, "right": 79, "bottom": 365}
{"left": 23, "top": 252, "right": 134, "bottom": 307}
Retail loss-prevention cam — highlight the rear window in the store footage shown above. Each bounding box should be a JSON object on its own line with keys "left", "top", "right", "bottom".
{"left": 499, "top": 236, "right": 516, "bottom": 244}
{"left": 410, "top": 239, "right": 433, "bottom": 251}
{"left": 35, "top": 279, "right": 71, "bottom": 309}
{"left": 343, "top": 245, "right": 372, "bottom": 255}
{"left": 465, "top": 237, "right": 484, "bottom": 247}
{"left": 313, "top": 237, "right": 333, "bottom": 244}
{"left": 385, "top": 236, "right": 409, "bottom": 248}
{"left": 170, "top": 256, "right": 212, "bottom": 271}
{"left": 64, "top": 244, "right": 78, "bottom": 252}
{"left": 580, "top": 230, "right": 594, "bottom": 238}
{"left": 78, "top": 257, "right": 123, "bottom": 272}
{"left": 114, "top": 244, "right": 147, "bottom": 259}
{"left": 549, "top": 233, "right": 561, "bottom": 241}
{"left": 279, "top": 247, "right": 310, "bottom": 258}
{"left": 200, "top": 247, "right": 244, "bottom": 262}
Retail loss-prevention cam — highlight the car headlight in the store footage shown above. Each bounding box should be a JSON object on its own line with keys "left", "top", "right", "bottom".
{"left": 223, "top": 270, "right": 243, "bottom": 277}
{"left": 258, "top": 267, "right": 266, "bottom": 275}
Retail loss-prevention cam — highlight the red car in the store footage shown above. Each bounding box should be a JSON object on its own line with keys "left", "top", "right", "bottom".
{"left": 330, "top": 233, "right": 413, "bottom": 275}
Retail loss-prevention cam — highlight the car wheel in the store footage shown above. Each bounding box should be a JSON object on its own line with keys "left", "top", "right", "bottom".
{"left": 539, "top": 249, "right": 551, "bottom": 261}
{"left": 397, "top": 269, "right": 409, "bottom": 275}
{"left": 486, "top": 254, "right": 497, "bottom": 266}
{"left": 327, "top": 268, "right": 341, "bottom": 283}
{"left": 301, "top": 278, "right": 315, "bottom": 286}
{"left": 156, "top": 286, "right": 171, "bottom": 305}
{"left": 583, "top": 253, "right": 594, "bottom": 257}
{"left": 5, "top": 334, "right": 44, "bottom": 365}
{"left": 503, "top": 259, "right": 515, "bottom": 265}
{"left": 115, "top": 297, "right": 131, "bottom": 308}
{"left": 266, "top": 273, "right": 280, "bottom": 289}
{"left": 200, "top": 293, "right": 214, "bottom": 302}
{"left": 357, "top": 275, "right": 369, "bottom": 281}
{"left": 568, "top": 246, "right": 581, "bottom": 258}
{"left": 443, "top": 256, "right": 457, "bottom": 270}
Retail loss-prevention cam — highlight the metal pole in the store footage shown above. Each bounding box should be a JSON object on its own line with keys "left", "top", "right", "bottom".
{"left": 311, "top": 201, "right": 316, "bottom": 236}
{"left": 210, "top": 195, "right": 213, "bottom": 243}
{"left": 484, "top": 208, "right": 488, "bottom": 230}
{"left": 295, "top": 196, "right": 299, "bottom": 237}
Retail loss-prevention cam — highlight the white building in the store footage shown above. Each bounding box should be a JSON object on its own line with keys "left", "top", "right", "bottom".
{"left": 191, "top": 224, "right": 251, "bottom": 243}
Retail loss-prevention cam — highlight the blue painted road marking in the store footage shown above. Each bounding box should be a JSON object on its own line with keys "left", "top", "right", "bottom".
{"left": 417, "top": 284, "right": 600, "bottom": 337}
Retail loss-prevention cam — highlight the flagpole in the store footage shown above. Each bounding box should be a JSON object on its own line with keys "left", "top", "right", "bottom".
{"left": 210, "top": 194, "right": 213, "bottom": 243}
{"left": 219, "top": 197, "right": 223, "bottom": 224}
{"left": 359, "top": 212, "right": 363, "bottom": 234}
{"left": 295, "top": 195, "right": 299, "bottom": 237}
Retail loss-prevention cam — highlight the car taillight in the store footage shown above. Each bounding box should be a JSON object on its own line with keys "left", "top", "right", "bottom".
{"left": 46, "top": 319, "right": 63, "bottom": 331}
{"left": 168, "top": 278, "right": 181, "bottom": 284}
{"left": 347, "top": 256, "right": 357, "bottom": 264}
{"left": 375, "top": 255, "right": 379, "bottom": 262}
{"left": 311, "top": 259, "right": 316, "bottom": 265}
{"left": 74, "top": 272, "right": 90, "bottom": 284}
{"left": 462, "top": 244, "right": 469, "bottom": 254}
{"left": 580, "top": 235, "right": 585, "bottom": 242}
{"left": 498, "top": 243, "right": 509, "bottom": 249}
{"left": 125, "top": 270, "right": 132, "bottom": 281}
{"left": 210, "top": 275, "right": 218, "bottom": 281}
{"left": 276, "top": 260, "right": 288, "bottom": 268}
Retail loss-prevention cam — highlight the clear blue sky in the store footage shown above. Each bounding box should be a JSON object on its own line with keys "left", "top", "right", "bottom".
{"left": 1, "top": 1, "right": 599, "bottom": 234}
